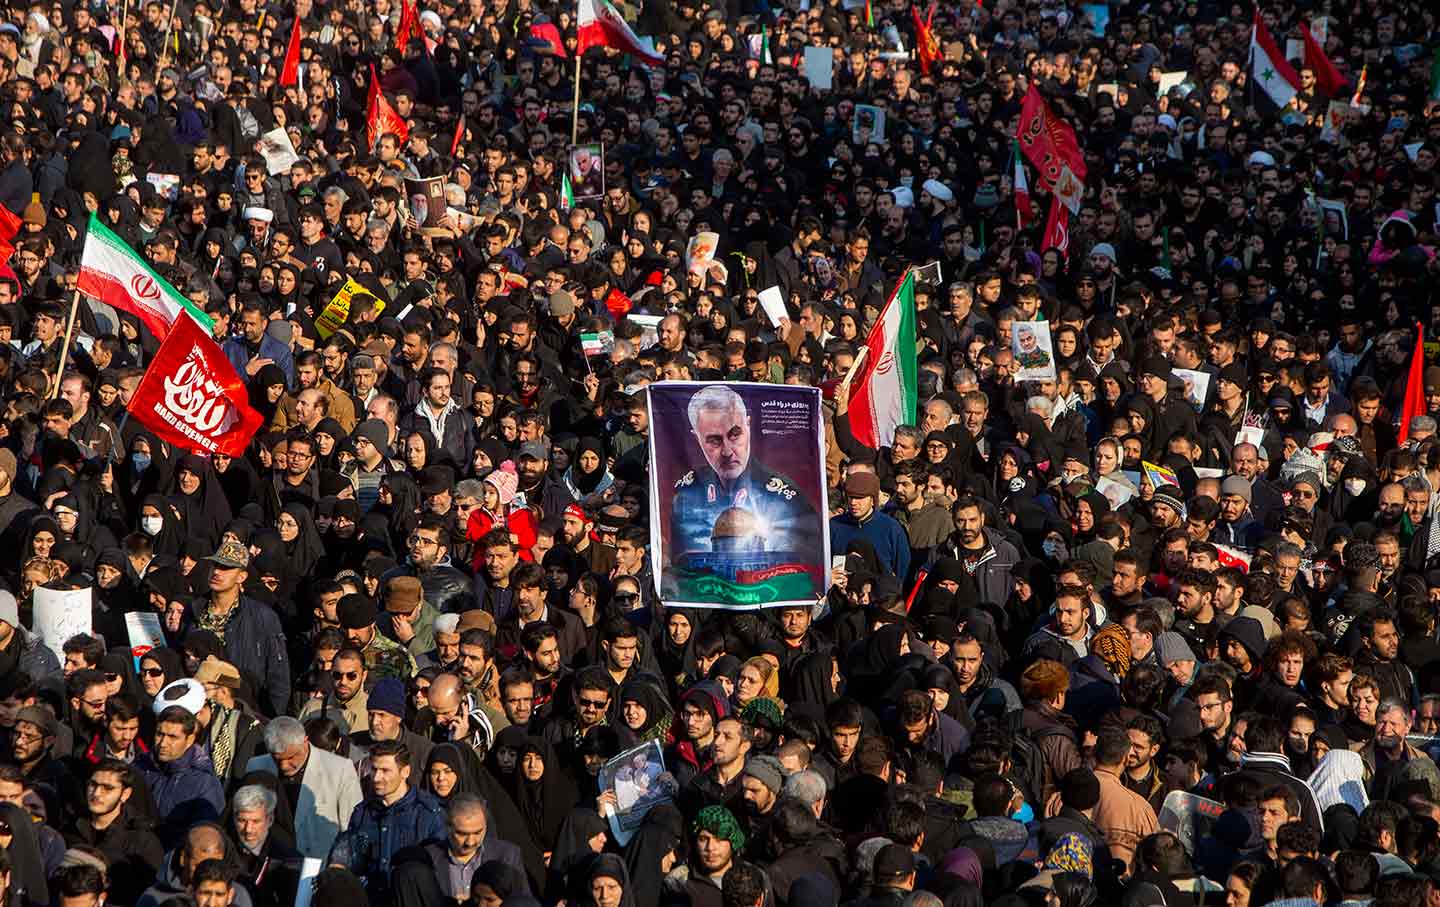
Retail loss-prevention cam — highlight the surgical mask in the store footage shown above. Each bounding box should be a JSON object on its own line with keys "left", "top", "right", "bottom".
{"left": 1043, "top": 539, "right": 1066, "bottom": 561}
{"left": 131, "top": 452, "right": 151, "bottom": 472}
{"left": 141, "top": 516, "right": 163, "bottom": 536}
{"left": 1344, "top": 478, "right": 1367, "bottom": 497}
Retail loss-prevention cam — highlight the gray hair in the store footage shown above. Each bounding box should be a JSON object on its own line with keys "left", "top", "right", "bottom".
{"left": 1377, "top": 698, "right": 1410, "bottom": 723}
{"left": 686, "top": 385, "right": 747, "bottom": 430}
{"left": 1026, "top": 396, "right": 1054, "bottom": 420}
{"left": 711, "top": 148, "right": 735, "bottom": 166}
{"left": 454, "top": 479, "right": 485, "bottom": 502}
{"left": 904, "top": 894, "right": 943, "bottom": 907}
{"left": 893, "top": 425, "right": 923, "bottom": 448}
{"left": 951, "top": 368, "right": 978, "bottom": 389}
{"left": 781, "top": 769, "right": 827, "bottom": 806}
{"left": 263, "top": 716, "right": 307, "bottom": 753}
{"left": 322, "top": 186, "right": 349, "bottom": 205}
{"left": 434, "top": 613, "right": 460, "bottom": 634}
{"left": 1411, "top": 415, "right": 1437, "bottom": 436}
{"left": 232, "top": 784, "right": 277, "bottom": 816}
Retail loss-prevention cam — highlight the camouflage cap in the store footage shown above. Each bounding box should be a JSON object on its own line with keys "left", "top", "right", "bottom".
{"left": 204, "top": 539, "right": 250, "bottom": 569}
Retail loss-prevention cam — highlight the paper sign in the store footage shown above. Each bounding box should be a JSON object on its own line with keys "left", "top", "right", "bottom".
{"left": 1012, "top": 320, "right": 1056, "bottom": 381}
{"left": 1285, "top": 39, "right": 1304, "bottom": 63}
{"left": 853, "top": 105, "right": 886, "bottom": 144}
{"left": 1159, "top": 791, "right": 1225, "bottom": 855}
{"left": 314, "top": 277, "right": 381, "bottom": 340}
{"left": 33, "top": 587, "right": 93, "bottom": 663}
{"left": 1096, "top": 475, "right": 1135, "bottom": 508}
{"left": 1316, "top": 197, "right": 1348, "bottom": 240}
{"left": 685, "top": 231, "right": 719, "bottom": 276}
{"left": 803, "top": 46, "right": 833, "bottom": 90}
{"left": 1321, "top": 101, "right": 1351, "bottom": 143}
{"left": 125, "top": 611, "right": 165, "bottom": 667}
{"left": 1083, "top": 3, "right": 1109, "bottom": 35}
{"left": 257, "top": 127, "right": 302, "bottom": 175}
{"left": 405, "top": 176, "right": 449, "bottom": 235}
{"left": 628, "top": 314, "right": 663, "bottom": 351}
{"left": 914, "top": 260, "right": 943, "bottom": 285}
{"left": 758, "top": 286, "right": 788, "bottom": 328}
{"left": 1158, "top": 71, "right": 1189, "bottom": 96}
{"left": 293, "top": 858, "right": 323, "bottom": 907}
{"left": 1235, "top": 425, "right": 1266, "bottom": 450}
{"left": 1172, "top": 368, "right": 1211, "bottom": 414}
{"left": 600, "top": 741, "right": 676, "bottom": 846}
{"left": 1142, "top": 460, "right": 1180, "bottom": 489}
{"left": 144, "top": 173, "right": 181, "bottom": 201}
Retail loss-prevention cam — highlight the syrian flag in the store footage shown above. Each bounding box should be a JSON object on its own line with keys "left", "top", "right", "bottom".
{"left": 1013, "top": 140, "right": 1032, "bottom": 228}
{"left": 128, "top": 312, "right": 264, "bottom": 457}
{"left": 278, "top": 14, "right": 302, "bottom": 89}
{"left": 1251, "top": 10, "right": 1301, "bottom": 108}
{"left": 78, "top": 212, "right": 214, "bottom": 340}
{"left": 576, "top": 0, "right": 664, "bottom": 65}
{"left": 366, "top": 63, "right": 409, "bottom": 150}
{"left": 847, "top": 270, "right": 918, "bottom": 449}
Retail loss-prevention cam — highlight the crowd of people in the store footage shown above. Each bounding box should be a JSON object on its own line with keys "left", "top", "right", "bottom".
{"left": 2, "top": 1, "right": 1440, "bottom": 907}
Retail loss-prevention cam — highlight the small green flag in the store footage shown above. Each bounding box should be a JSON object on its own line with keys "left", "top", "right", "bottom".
{"left": 561, "top": 170, "right": 574, "bottom": 210}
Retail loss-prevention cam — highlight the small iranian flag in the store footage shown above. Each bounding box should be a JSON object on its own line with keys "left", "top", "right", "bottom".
{"left": 847, "top": 270, "right": 917, "bottom": 449}
{"left": 1012, "top": 140, "right": 1032, "bottom": 228}
{"left": 1250, "top": 10, "right": 1300, "bottom": 108}
{"left": 581, "top": 330, "right": 614, "bottom": 356}
{"left": 78, "top": 213, "right": 213, "bottom": 340}
{"left": 576, "top": 0, "right": 664, "bottom": 65}
{"left": 561, "top": 170, "right": 575, "bottom": 210}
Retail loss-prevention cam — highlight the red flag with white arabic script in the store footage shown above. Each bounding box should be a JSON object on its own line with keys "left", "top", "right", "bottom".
{"left": 129, "top": 312, "right": 263, "bottom": 457}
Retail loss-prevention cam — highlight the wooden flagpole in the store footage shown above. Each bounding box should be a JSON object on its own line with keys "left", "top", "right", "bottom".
{"left": 50, "top": 289, "right": 82, "bottom": 399}
{"left": 571, "top": 51, "right": 582, "bottom": 146}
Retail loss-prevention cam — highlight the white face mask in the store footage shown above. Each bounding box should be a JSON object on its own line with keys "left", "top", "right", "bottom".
{"left": 141, "top": 516, "right": 163, "bottom": 537}
{"left": 1344, "top": 478, "right": 1368, "bottom": 498}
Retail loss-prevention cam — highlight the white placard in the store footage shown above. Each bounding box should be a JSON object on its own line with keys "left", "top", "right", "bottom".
{"left": 1158, "top": 71, "right": 1189, "bottom": 95}
{"left": 758, "top": 286, "right": 788, "bottom": 328}
{"left": 803, "top": 46, "right": 833, "bottom": 90}
{"left": 1172, "top": 367, "right": 1211, "bottom": 413}
{"left": 293, "top": 857, "right": 323, "bottom": 907}
{"left": 1012, "top": 320, "right": 1056, "bottom": 381}
{"left": 125, "top": 611, "right": 165, "bottom": 663}
{"left": 1285, "top": 39, "right": 1304, "bottom": 62}
{"left": 258, "top": 127, "right": 302, "bottom": 175}
{"left": 33, "top": 587, "right": 92, "bottom": 663}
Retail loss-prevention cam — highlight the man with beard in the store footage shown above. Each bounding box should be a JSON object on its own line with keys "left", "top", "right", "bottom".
{"left": 928, "top": 496, "right": 1020, "bottom": 607}
{"left": 560, "top": 504, "right": 616, "bottom": 575}
{"left": 298, "top": 647, "right": 371, "bottom": 734}
{"left": 65, "top": 669, "right": 109, "bottom": 749}
{"left": 681, "top": 714, "right": 752, "bottom": 816}
{"left": 223, "top": 301, "right": 295, "bottom": 386}
{"left": 228, "top": 784, "right": 301, "bottom": 907}
{"left": 63, "top": 758, "right": 164, "bottom": 907}
{"left": 513, "top": 440, "right": 573, "bottom": 533}
{"left": 1362, "top": 700, "right": 1440, "bottom": 802}
{"left": 950, "top": 632, "right": 1021, "bottom": 720}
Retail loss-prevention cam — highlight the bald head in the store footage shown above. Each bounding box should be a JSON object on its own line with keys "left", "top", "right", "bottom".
{"left": 185, "top": 824, "right": 226, "bottom": 868}
{"left": 427, "top": 672, "right": 463, "bottom": 712}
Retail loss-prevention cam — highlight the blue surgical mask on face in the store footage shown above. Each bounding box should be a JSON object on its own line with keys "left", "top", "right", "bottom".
{"left": 131, "top": 453, "right": 151, "bottom": 472}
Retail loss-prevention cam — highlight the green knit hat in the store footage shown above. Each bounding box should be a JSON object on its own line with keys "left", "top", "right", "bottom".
{"left": 692, "top": 804, "right": 745, "bottom": 851}
{"left": 739, "top": 696, "right": 784, "bottom": 731}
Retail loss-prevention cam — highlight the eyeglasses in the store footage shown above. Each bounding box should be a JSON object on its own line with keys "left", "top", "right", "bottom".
{"left": 81, "top": 699, "right": 107, "bottom": 710}
{"left": 142, "top": 667, "right": 166, "bottom": 678}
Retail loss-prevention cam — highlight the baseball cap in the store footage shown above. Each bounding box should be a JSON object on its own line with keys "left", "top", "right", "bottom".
{"left": 517, "top": 440, "right": 548, "bottom": 461}
{"left": 204, "top": 539, "right": 250, "bottom": 569}
{"left": 873, "top": 844, "right": 916, "bottom": 881}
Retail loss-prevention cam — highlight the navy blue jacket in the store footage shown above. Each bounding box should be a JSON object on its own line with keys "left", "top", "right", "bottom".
{"left": 136, "top": 745, "right": 225, "bottom": 849}
{"left": 829, "top": 510, "right": 911, "bottom": 578}
{"left": 334, "top": 786, "right": 446, "bottom": 890}
{"left": 188, "top": 596, "right": 291, "bottom": 716}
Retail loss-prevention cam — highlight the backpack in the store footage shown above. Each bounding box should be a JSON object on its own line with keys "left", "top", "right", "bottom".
{"left": 1007, "top": 710, "right": 1075, "bottom": 806}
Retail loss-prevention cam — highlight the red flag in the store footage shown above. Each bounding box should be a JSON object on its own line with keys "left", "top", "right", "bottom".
{"left": 366, "top": 64, "right": 409, "bottom": 151}
{"left": 1042, "top": 195, "right": 1070, "bottom": 256}
{"left": 128, "top": 312, "right": 263, "bottom": 457}
{"left": 1302, "top": 24, "right": 1346, "bottom": 97}
{"left": 529, "top": 21, "right": 567, "bottom": 56}
{"left": 576, "top": 0, "right": 665, "bottom": 64}
{"left": 278, "top": 14, "right": 302, "bottom": 87}
{"left": 911, "top": 4, "right": 939, "bottom": 76}
{"left": 1016, "top": 85, "right": 1088, "bottom": 194}
{"left": 1400, "top": 325, "right": 1427, "bottom": 443}
{"left": 394, "top": 0, "right": 418, "bottom": 51}
{"left": 604, "top": 287, "right": 632, "bottom": 319}
{"left": 450, "top": 116, "right": 465, "bottom": 158}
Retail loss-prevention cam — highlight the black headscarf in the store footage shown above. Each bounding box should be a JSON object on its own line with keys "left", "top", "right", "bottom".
{"left": 623, "top": 803, "right": 684, "bottom": 899}
{"left": 510, "top": 736, "right": 580, "bottom": 846}
{"left": 169, "top": 454, "right": 234, "bottom": 549}
{"left": 0, "top": 802, "right": 48, "bottom": 907}
{"left": 567, "top": 436, "right": 610, "bottom": 496}
{"left": 423, "top": 743, "right": 481, "bottom": 804}
{"left": 583, "top": 853, "right": 636, "bottom": 907}
{"left": 280, "top": 502, "right": 327, "bottom": 579}
{"left": 783, "top": 650, "right": 838, "bottom": 722}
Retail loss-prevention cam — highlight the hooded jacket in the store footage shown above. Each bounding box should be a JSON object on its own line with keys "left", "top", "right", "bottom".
{"left": 137, "top": 744, "right": 226, "bottom": 848}
{"left": 64, "top": 803, "right": 166, "bottom": 907}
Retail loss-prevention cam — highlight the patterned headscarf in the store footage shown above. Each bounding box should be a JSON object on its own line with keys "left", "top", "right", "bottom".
{"left": 1089, "top": 622, "right": 1132, "bottom": 678}
{"left": 692, "top": 805, "right": 746, "bottom": 851}
{"left": 1043, "top": 833, "right": 1093, "bottom": 879}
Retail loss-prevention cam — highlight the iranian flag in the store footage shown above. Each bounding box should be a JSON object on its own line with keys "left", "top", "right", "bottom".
{"left": 847, "top": 270, "right": 917, "bottom": 449}
{"left": 1013, "top": 140, "right": 1032, "bottom": 228}
{"left": 1250, "top": 10, "right": 1300, "bottom": 108}
{"left": 561, "top": 170, "right": 575, "bottom": 209}
{"left": 576, "top": 0, "right": 664, "bottom": 65}
{"left": 78, "top": 213, "right": 213, "bottom": 340}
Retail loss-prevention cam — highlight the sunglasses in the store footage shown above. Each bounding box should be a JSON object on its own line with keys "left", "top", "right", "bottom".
{"left": 141, "top": 667, "right": 166, "bottom": 678}
{"left": 578, "top": 698, "right": 608, "bottom": 709}
{"left": 332, "top": 671, "right": 361, "bottom": 681}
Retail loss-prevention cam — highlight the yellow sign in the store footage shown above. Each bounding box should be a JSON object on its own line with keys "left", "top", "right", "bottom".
{"left": 314, "top": 278, "right": 381, "bottom": 339}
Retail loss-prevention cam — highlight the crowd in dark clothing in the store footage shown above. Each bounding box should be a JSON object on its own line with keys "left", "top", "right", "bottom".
{"left": 6, "top": 2, "right": 1440, "bottom": 907}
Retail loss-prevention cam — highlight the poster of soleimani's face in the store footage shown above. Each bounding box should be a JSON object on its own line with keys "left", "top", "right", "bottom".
{"left": 688, "top": 387, "right": 751, "bottom": 482}
{"left": 569, "top": 143, "right": 605, "bottom": 199}
{"left": 1017, "top": 325, "right": 1038, "bottom": 352}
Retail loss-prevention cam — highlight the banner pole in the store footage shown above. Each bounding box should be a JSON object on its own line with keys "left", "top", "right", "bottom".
{"left": 571, "top": 51, "right": 582, "bottom": 146}
{"left": 51, "top": 289, "right": 83, "bottom": 399}
{"left": 158, "top": 0, "right": 181, "bottom": 66}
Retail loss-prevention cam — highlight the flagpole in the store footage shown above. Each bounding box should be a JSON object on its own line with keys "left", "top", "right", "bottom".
{"left": 158, "top": 0, "right": 181, "bottom": 66}
{"left": 116, "top": 0, "right": 130, "bottom": 75}
{"left": 571, "top": 51, "right": 582, "bottom": 146}
{"left": 50, "top": 289, "right": 82, "bottom": 399}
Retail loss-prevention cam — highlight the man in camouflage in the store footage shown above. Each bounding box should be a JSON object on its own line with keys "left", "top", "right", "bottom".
{"left": 337, "top": 593, "right": 417, "bottom": 682}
